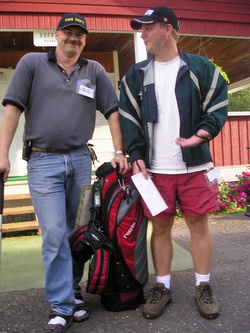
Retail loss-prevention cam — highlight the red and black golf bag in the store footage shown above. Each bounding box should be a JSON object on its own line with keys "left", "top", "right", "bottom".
{"left": 70, "top": 161, "right": 148, "bottom": 311}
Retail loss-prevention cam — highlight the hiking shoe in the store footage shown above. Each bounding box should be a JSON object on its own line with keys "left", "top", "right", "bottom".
{"left": 195, "top": 282, "right": 220, "bottom": 319}
{"left": 143, "top": 283, "right": 172, "bottom": 319}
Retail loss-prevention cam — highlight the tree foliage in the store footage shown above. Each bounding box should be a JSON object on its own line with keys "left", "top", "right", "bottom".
{"left": 229, "top": 88, "right": 250, "bottom": 111}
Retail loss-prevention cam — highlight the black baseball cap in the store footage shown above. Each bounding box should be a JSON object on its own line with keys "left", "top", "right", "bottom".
{"left": 131, "top": 6, "right": 180, "bottom": 31}
{"left": 57, "top": 13, "right": 89, "bottom": 34}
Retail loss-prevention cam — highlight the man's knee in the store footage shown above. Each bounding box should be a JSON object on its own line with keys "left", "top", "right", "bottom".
{"left": 150, "top": 217, "right": 174, "bottom": 235}
{"left": 185, "top": 215, "right": 210, "bottom": 235}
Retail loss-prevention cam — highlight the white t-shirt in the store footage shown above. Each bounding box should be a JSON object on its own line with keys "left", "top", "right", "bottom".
{"left": 148, "top": 57, "right": 213, "bottom": 174}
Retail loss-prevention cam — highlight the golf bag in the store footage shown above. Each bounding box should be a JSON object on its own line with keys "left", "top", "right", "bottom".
{"left": 70, "top": 162, "right": 148, "bottom": 311}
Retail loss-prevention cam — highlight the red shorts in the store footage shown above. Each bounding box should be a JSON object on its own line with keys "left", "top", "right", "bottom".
{"left": 142, "top": 170, "right": 219, "bottom": 218}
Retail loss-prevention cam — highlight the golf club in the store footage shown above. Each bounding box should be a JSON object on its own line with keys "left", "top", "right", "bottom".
{"left": 0, "top": 172, "right": 4, "bottom": 268}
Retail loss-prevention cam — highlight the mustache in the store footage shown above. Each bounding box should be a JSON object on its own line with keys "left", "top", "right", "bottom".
{"left": 67, "top": 40, "right": 79, "bottom": 46}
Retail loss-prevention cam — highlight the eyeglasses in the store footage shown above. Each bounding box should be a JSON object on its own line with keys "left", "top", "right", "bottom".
{"left": 62, "top": 30, "right": 86, "bottom": 39}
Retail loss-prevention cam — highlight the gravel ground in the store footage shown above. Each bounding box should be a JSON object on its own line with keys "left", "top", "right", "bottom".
{"left": 0, "top": 213, "right": 249, "bottom": 333}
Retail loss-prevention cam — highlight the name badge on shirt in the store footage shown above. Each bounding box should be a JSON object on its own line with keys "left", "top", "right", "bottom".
{"left": 77, "top": 79, "right": 96, "bottom": 99}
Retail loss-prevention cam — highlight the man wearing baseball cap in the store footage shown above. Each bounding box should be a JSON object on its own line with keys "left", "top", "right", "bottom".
{"left": 119, "top": 6, "right": 228, "bottom": 320}
{"left": 56, "top": 13, "right": 89, "bottom": 34}
{"left": 130, "top": 6, "right": 180, "bottom": 31}
{"left": 1, "top": 12, "right": 129, "bottom": 332}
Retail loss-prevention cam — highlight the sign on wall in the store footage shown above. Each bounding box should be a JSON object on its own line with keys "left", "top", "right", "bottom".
{"left": 33, "top": 30, "right": 57, "bottom": 47}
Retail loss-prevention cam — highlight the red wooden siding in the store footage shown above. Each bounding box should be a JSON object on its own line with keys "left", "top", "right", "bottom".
{"left": 0, "top": 0, "right": 249, "bottom": 37}
{"left": 210, "top": 115, "right": 250, "bottom": 167}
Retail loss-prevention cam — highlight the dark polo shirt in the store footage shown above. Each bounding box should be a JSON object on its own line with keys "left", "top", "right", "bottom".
{"left": 3, "top": 49, "right": 118, "bottom": 149}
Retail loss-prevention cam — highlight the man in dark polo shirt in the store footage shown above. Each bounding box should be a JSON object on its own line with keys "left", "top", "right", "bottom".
{"left": 0, "top": 13, "right": 129, "bottom": 332}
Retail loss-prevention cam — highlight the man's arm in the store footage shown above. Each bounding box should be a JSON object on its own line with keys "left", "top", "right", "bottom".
{"left": 107, "top": 111, "right": 131, "bottom": 174}
{"left": 0, "top": 104, "right": 21, "bottom": 181}
{"left": 176, "top": 129, "right": 211, "bottom": 148}
{"left": 177, "top": 61, "right": 228, "bottom": 148}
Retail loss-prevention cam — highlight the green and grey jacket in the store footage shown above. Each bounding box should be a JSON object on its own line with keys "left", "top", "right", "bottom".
{"left": 119, "top": 49, "right": 228, "bottom": 168}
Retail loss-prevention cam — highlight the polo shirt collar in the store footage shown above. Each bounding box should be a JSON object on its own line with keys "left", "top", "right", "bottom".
{"left": 47, "top": 49, "right": 88, "bottom": 66}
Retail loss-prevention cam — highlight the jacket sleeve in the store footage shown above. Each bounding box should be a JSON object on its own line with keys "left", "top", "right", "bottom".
{"left": 119, "top": 66, "right": 147, "bottom": 161}
{"left": 193, "top": 58, "right": 228, "bottom": 139}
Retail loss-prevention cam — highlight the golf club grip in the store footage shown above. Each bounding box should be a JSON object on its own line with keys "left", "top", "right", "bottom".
{"left": 0, "top": 172, "right": 4, "bottom": 214}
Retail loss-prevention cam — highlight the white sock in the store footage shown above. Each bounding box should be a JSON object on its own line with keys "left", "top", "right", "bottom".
{"left": 156, "top": 274, "right": 171, "bottom": 289}
{"left": 75, "top": 298, "right": 84, "bottom": 305}
{"left": 74, "top": 298, "right": 87, "bottom": 318}
{"left": 195, "top": 272, "right": 210, "bottom": 286}
{"left": 74, "top": 309, "right": 87, "bottom": 318}
{"left": 48, "top": 316, "right": 66, "bottom": 326}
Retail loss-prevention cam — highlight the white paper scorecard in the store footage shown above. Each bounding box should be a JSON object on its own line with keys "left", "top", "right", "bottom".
{"left": 131, "top": 172, "right": 168, "bottom": 216}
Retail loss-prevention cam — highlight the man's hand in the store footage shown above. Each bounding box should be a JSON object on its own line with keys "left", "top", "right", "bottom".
{"left": 0, "top": 158, "right": 10, "bottom": 182}
{"left": 176, "top": 135, "right": 203, "bottom": 147}
{"left": 133, "top": 159, "right": 148, "bottom": 179}
{"left": 176, "top": 130, "right": 211, "bottom": 148}
{"left": 110, "top": 154, "right": 132, "bottom": 175}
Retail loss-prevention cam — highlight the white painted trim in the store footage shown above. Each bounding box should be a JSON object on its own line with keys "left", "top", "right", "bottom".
{"left": 113, "top": 50, "right": 120, "bottom": 95}
{"left": 133, "top": 32, "right": 147, "bottom": 63}
{"left": 228, "top": 111, "right": 250, "bottom": 116}
{"left": 228, "top": 77, "right": 250, "bottom": 94}
{"left": 179, "top": 33, "right": 250, "bottom": 40}
{"left": 218, "top": 165, "right": 250, "bottom": 182}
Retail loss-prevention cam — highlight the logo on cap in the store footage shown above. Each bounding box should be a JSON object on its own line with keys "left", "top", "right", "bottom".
{"left": 65, "top": 18, "right": 86, "bottom": 25}
{"left": 144, "top": 10, "right": 154, "bottom": 16}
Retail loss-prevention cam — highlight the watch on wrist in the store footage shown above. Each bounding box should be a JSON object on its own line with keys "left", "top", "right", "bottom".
{"left": 195, "top": 133, "right": 211, "bottom": 142}
{"left": 115, "top": 150, "right": 124, "bottom": 155}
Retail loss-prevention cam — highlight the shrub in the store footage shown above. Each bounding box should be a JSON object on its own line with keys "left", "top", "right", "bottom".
{"left": 217, "top": 168, "right": 250, "bottom": 214}
{"left": 236, "top": 169, "right": 250, "bottom": 200}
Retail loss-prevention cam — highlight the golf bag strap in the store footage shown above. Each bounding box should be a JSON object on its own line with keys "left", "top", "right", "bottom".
{"left": 89, "top": 181, "right": 99, "bottom": 225}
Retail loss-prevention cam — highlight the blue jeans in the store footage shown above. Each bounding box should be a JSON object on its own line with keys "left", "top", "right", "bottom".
{"left": 27, "top": 146, "right": 92, "bottom": 316}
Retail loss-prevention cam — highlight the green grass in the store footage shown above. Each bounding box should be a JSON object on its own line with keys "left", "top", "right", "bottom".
{"left": 0, "top": 225, "right": 193, "bottom": 293}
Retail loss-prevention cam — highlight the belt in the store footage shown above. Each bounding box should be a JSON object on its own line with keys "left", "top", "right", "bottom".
{"left": 31, "top": 146, "right": 84, "bottom": 153}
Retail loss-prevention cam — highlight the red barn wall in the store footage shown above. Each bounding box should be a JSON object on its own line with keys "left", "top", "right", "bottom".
{"left": 211, "top": 115, "right": 250, "bottom": 167}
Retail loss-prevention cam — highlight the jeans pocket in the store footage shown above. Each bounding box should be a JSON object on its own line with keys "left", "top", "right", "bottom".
{"left": 81, "top": 145, "right": 91, "bottom": 156}
{"left": 29, "top": 151, "right": 44, "bottom": 162}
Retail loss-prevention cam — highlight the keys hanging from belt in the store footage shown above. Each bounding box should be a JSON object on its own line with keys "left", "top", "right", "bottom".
{"left": 87, "top": 143, "right": 99, "bottom": 166}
